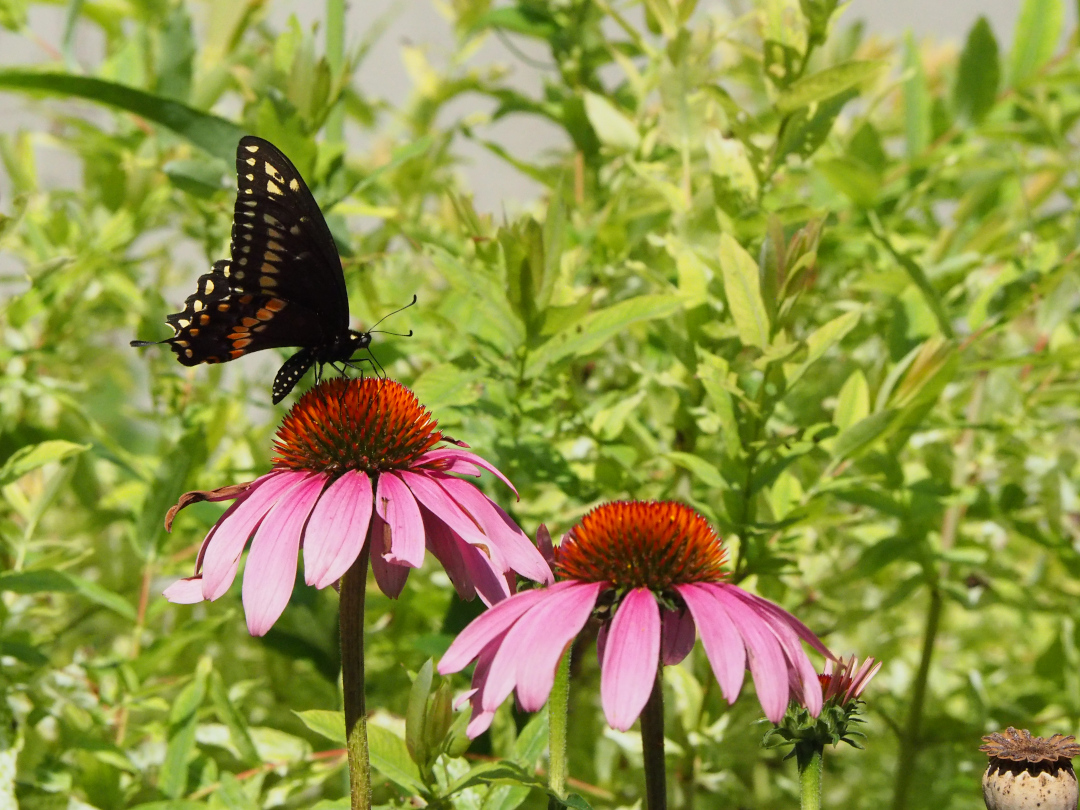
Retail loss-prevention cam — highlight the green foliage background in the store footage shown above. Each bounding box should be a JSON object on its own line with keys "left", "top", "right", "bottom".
{"left": 2, "top": 0, "right": 1079, "bottom": 808}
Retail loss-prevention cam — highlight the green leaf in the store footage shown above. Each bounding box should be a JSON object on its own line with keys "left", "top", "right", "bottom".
{"left": 0, "top": 440, "right": 89, "bottom": 487}
{"left": 0, "top": 70, "right": 244, "bottom": 160}
{"left": 583, "top": 92, "right": 640, "bottom": 152}
{"left": 1010, "top": 0, "right": 1063, "bottom": 86}
{"left": 830, "top": 409, "right": 896, "bottom": 462}
{"left": 775, "top": 60, "right": 885, "bottom": 114}
{"left": 524, "top": 295, "right": 682, "bottom": 377}
{"left": 954, "top": 17, "right": 1000, "bottom": 123}
{"left": 719, "top": 233, "right": 770, "bottom": 349}
{"left": 368, "top": 724, "right": 425, "bottom": 794}
{"left": 785, "top": 309, "right": 861, "bottom": 387}
{"left": 210, "top": 671, "right": 260, "bottom": 764}
{"left": 405, "top": 659, "right": 434, "bottom": 765}
{"left": 666, "top": 452, "right": 728, "bottom": 489}
{"left": 902, "top": 33, "right": 930, "bottom": 159}
{"left": 294, "top": 709, "right": 345, "bottom": 744}
{"left": 0, "top": 569, "right": 135, "bottom": 619}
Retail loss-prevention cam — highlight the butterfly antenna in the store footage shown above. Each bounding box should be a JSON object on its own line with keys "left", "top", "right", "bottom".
{"left": 130, "top": 339, "right": 164, "bottom": 348}
{"left": 366, "top": 294, "right": 417, "bottom": 333}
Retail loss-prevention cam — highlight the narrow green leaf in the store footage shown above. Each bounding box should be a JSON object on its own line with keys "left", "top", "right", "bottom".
{"left": 831, "top": 409, "right": 896, "bottom": 462}
{"left": 583, "top": 92, "right": 640, "bottom": 152}
{"left": 719, "top": 233, "right": 770, "bottom": 349}
{"left": 775, "top": 60, "right": 885, "bottom": 114}
{"left": 160, "top": 711, "right": 197, "bottom": 799}
{"left": 902, "top": 33, "right": 930, "bottom": 159}
{"left": 368, "top": 724, "right": 425, "bottom": 793}
{"left": 833, "top": 369, "right": 870, "bottom": 434}
{"left": 785, "top": 309, "right": 861, "bottom": 387}
{"left": 294, "top": 709, "right": 345, "bottom": 744}
{"left": 666, "top": 452, "right": 727, "bottom": 489}
{"left": 0, "top": 70, "right": 244, "bottom": 160}
{"left": 0, "top": 569, "right": 135, "bottom": 619}
{"left": 405, "top": 659, "right": 434, "bottom": 765}
{"left": 954, "top": 17, "right": 1000, "bottom": 123}
{"left": 210, "top": 671, "right": 260, "bottom": 764}
{"left": 0, "top": 440, "right": 89, "bottom": 487}
{"left": 1010, "top": 0, "right": 1063, "bottom": 86}
{"left": 524, "top": 295, "right": 682, "bottom": 377}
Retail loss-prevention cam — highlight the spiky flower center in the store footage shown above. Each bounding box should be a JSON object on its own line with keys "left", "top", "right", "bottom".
{"left": 273, "top": 378, "right": 442, "bottom": 474}
{"left": 555, "top": 501, "right": 727, "bottom": 591}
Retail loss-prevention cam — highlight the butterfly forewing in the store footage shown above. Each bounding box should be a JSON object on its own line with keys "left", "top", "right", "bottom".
{"left": 232, "top": 137, "right": 349, "bottom": 329}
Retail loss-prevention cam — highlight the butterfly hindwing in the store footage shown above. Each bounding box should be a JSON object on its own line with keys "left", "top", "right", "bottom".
{"left": 161, "top": 261, "right": 328, "bottom": 366}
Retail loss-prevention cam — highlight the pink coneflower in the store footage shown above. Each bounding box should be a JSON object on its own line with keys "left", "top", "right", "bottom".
{"left": 819, "top": 655, "right": 881, "bottom": 706}
{"left": 163, "top": 378, "right": 553, "bottom": 635}
{"left": 438, "top": 500, "right": 831, "bottom": 737}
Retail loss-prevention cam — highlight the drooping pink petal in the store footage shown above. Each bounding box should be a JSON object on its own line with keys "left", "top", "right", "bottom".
{"left": 202, "top": 471, "right": 311, "bottom": 601}
{"left": 400, "top": 470, "right": 487, "bottom": 544}
{"left": 596, "top": 622, "right": 609, "bottom": 667}
{"left": 462, "top": 639, "right": 502, "bottom": 737}
{"left": 438, "top": 584, "right": 563, "bottom": 674}
{"left": 661, "top": 606, "right": 697, "bottom": 666}
{"left": 163, "top": 576, "right": 205, "bottom": 604}
{"left": 303, "top": 471, "right": 374, "bottom": 589}
{"left": 455, "top": 536, "right": 513, "bottom": 606}
{"left": 435, "top": 475, "right": 553, "bottom": 585}
{"left": 418, "top": 448, "right": 519, "bottom": 497}
{"left": 485, "top": 581, "right": 603, "bottom": 713}
{"left": 730, "top": 588, "right": 833, "bottom": 659}
{"left": 420, "top": 508, "right": 476, "bottom": 601}
{"left": 369, "top": 511, "right": 409, "bottom": 598}
{"left": 707, "top": 585, "right": 790, "bottom": 723}
{"left": 600, "top": 588, "right": 662, "bottom": 731}
{"left": 241, "top": 474, "right": 328, "bottom": 636}
{"left": 375, "top": 472, "right": 425, "bottom": 568}
{"left": 536, "top": 524, "right": 555, "bottom": 569}
{"left": 193, "top": 481, "right": 266, "bottom": 575}
{"left": 723, "top": 587, "right": 824, "bottom": 715}
{"left": 677, "top": 583, "right": 745, "bottom": 704}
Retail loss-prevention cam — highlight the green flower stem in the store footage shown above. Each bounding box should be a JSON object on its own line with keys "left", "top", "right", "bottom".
{"left": 640, "top": 668, "right": 667, "bottom": 810}
{"left": 341, "top": 538, "right": 372, "bottom": 810}
{"left": 796, "top": 744, "right": 823, "bottom": 810}
{"left": 547, "top": 649, "right": 571, "bottom": 808}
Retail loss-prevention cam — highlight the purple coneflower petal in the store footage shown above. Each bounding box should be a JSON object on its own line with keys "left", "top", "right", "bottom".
{"left": 438, "top": 584, "right": 561, "bottom": 674}
{"left": 163, "top": 576, "right": 205, "bottom": 603}
{"left": 400, "top": 470, "right": 487, "bottom": 544}
{"left": 421, "top": 509, "right": 475, "bottom": 601}
{"left": 419, "top": 448, "right": 519, "bottom": 497}
{"left": 242, "top": 474, "right": 328, "bottom": 636}
{"left": 303, "top": 470, "right": 374, "bottom": 589}
{"left": 724, "top": 587, "right": 824, "bottom": 715}
{"left": 486, "top": 581, "right": 603, "bottom": 712}
{"left": 368, "top": 511, "right": 410, "bottom": 598}
{"left": 661, "top": 606, "right": 697, "bottom": 666}
{"left": 202, "top": 471, "right": 310, "bottom": 601}
{"left": 376, "top": 473, "right": 426, "bottom": 568}
{"left": 435, "top": 475, "right": 553, "bottom": 585}
{"left": 463, "top": 640, "right": 501, "bottom": 737}
{"left": 677, "top": 583, "right": 746, "bottom": 704}
{"left": 601, "top": 588, "right": 661, "bottom": 731}
{"left": 708, "top": 585, "right": 789, "bottom": 723}
{"left": 731, "top": 588, "right": 833, "bottom": 659}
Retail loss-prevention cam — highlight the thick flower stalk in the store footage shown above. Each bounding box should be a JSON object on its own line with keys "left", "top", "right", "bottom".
{"left": 162, "top": 377, "right": 553, "bottom": 634}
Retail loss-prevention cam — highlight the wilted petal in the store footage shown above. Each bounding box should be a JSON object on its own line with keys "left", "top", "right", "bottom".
{"left": 369, "top": 511, "right": 410, "bottom": 598}
{"left": 303, "top": 470, "right": 374, "bottom": 588}
{"left": 677, "top": 583, "right": 745, "bottom": 704}
{"left": 242, "top": 474, "right": 328, "bottom": 636}
{"left": 601, "top": 588, "right": 661, "bottom": 731}
{"left": 202, "top": 471, "right": 311, "bottom": 601}
{"left": 376, "top": 472, "right": 425, "bottom": 568}
{"left": 486, "top": 582, "right": 603, "bottom": 712}
{"left": 163, "top": 576, "right": 205, "bottom": 604}
{"left": 661, "top": 606, "right": 697, "bottom": 666}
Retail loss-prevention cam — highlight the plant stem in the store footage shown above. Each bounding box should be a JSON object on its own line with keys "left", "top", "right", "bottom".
{"left": 890, "top": 584, "right": 942, "bottom": 810}
{"left": 547, "top": 649, "right": 571, "bottom": 809}
{"left": 341, "top": 539, "right": 372, "bottom": 810}
{"left": 796, "top": 744, "right": 823, "bottom": 810}
{"left": 639, "top": 668, "right": 667, "bottom": 810}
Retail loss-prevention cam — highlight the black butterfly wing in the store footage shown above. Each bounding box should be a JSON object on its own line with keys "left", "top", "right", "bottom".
{"left": 133, "top": 136, "right": 352, "bottom": 368}
{"left": 231, "top": 136, "right": 349, "bottom": 330}
{"left": 161, "top": 260, "right": 329, "bottom": 366}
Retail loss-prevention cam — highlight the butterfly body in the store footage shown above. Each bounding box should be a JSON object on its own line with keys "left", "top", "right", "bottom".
{"left": 132, "top": 136, "right": 369, "bottom": 403}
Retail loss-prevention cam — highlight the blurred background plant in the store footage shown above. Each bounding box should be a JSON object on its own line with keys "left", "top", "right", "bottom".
{"left": 1, "top": 0, "right": 1079, "bottom": 808}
